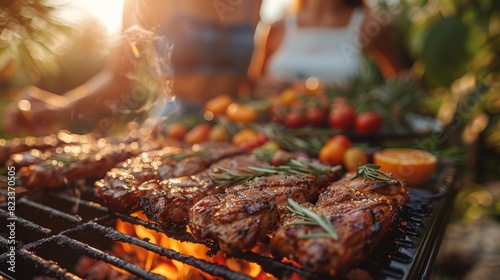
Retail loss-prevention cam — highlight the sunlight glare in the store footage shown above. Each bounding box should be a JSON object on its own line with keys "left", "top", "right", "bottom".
{"left": 61, "top": 0, "right": 124, "bottom": 36}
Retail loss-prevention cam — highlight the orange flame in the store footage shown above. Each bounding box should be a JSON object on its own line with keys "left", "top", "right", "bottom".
{"left": 114, "top": 212, "right": 276, "bottom": 280}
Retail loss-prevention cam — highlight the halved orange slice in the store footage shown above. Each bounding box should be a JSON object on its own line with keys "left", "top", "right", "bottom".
{"left": 373, "top": 148, "right": 438, "bottom": 186}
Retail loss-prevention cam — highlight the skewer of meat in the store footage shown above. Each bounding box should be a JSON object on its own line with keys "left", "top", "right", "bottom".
{"left": 188, "top": 159, "right": 340, "bottom": 253}
{"left": 270, "top": 168, "right": 409, "bottom": 276}
{"left": 96, "top": 142, "right": 242, "bottom": 212}
{"left": 139, "top": 153, "right": 266, "bottom": 229}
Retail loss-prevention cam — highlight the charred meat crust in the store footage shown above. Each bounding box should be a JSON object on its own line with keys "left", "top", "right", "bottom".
{"left": 270, "top": 172, "right": 409, "bottom": 276}
{"left": 188, "top": 171, "right": 338, "bottom": 253}
{"left": 95, "top": 142, "right": 242, "bottom": 212}
{"left": 139, "top": 153, "right": 266, "bottom": 228}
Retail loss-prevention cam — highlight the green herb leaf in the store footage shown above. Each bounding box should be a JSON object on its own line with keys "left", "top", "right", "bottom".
{"left": 213, "top": 159, "right": 341, "bottom": 188}
{"left": 162, "top": 150, "right": 212, "bottom": 161}
{"left": 287, "top": 198, "right": 338, "bottom": 240}
{"left": 351, "top": 164, "right": 394, "bottom": 181}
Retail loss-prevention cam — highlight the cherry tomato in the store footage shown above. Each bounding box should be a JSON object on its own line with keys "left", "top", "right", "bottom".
{"left": 204, "top": 94, "right": 234, "bottom": 116}
{"left": 184, "top": 123, "right": 211, "bottom": 144}
{"left": 240, "top": 134, "right": 270, "bottom": 152}
{"left": 355, "top": 111, "right": 382, "bottom": 134}
{"left": 306, "top": 107, "right": 326, "bottom": 127}
{"left": 208, "top": 124, "right": 229, "bottom": 142}
{"left": 165, "top": 122, "right": 187, "bottom": 140}
{"left": 318, "top": 135, "right": 351, "bottom": 165}
{"left": 343, "top": 147, "right": 368, "bottom": 171}
{"left": 328, "top": 104, "right": 356, "bottom": 131}
{"left": 279, "top": 89, "right": 298, "bottom": 106}
{"left": 283, "top": 111, "right": 307, "bottom": 128}
{"left": 225, "top": 103, "right": 258, "bottom": 124}
{"left": 328, "top": 135, "right": 351, "bottom": 149}
{"left": 232, "top": 128, "right": 259, "bottom": 147}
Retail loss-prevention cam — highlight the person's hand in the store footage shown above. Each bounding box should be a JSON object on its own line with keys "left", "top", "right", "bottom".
{"left": 3, "top": 86, "right": 66, "bottom": 136}
{"left": 253, "top": 77, "right": 290, "bottom": 99}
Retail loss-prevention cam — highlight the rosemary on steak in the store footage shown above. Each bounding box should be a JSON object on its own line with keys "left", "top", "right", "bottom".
{"left": 287, "top": 198, "right": 338, "bottom": 240}
{"left": 351, "top": 163, "right": 393, "bottom": 181}
{"left": 161, "top": 150, "right": 212, "bottom": 161}
{"left": 213, "top": 158, "right": 341, "bottom": 188}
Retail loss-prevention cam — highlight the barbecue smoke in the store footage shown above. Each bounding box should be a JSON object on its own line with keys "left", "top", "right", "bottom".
{"left": 106, "top": 18, "right": 174, "bottom": 138}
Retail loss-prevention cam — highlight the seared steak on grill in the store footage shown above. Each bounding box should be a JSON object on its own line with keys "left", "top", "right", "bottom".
{"left": 16, "top": 136, "right": 175, "bottom": 189}
{"left": 140, "top": 154, "right": 266, "bottom": 228}
{"left": 270, "top": 172, "right": 409, "bottom": 276}
{"left": 0, "top": 131, "right": 98, "bottom": 165}
{"left": 189, "top": 170, "right": 338, "bottom": 253}
{"left": 96, "top": 142, "right": 242, "bottom": 211}
{"left": 18, "top": 142, "right": 137, "bottom": 189}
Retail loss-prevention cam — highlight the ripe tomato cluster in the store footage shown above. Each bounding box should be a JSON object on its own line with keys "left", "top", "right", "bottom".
{"left": 165, "top": 122, "right": 269, "bottom": 152}
{"left": 270, "top": 89, "right": 329, "bottom": 128}
{"left": 328, "top": 98, "right": 382, "bottom": 135}
{"left": 270, "top": 89, "right": 383, "bottom": 134}
{"left": 204, "top": 94, "right": 258, "bottom": 124}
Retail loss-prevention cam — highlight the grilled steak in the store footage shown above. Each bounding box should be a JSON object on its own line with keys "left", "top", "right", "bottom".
{"left": 189, "top": 169, "right": 338, "bottom": 253}
{"left": 140, "top": 154, "right": 266, "bottom": 229}
{"left": 0, "top": 131, "right": 98, "bottom": 166}
{"left": 16, "top": 135, "right": 175, "bottom": 189}
{"left": 96, "top": 142, "right": 242, "bottom": 211}
{"left": 270, "top": 172, "right": 409, "bottom": 276}
{"left": 18, "top": 142, "right": 137, "bottom": 189}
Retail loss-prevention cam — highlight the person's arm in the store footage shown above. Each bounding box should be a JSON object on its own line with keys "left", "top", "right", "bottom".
{"left": 62, "top": 0, "right": 166, "bottom": 117}
{"left": 248, "top": 20, "right": 284, "bottom": 79}
{"left": 248, "top": 20, "right": 291, "bottom": 98}
{"left": 362, "top": 11, "right": 406, "bottom": 78}
{"left": 3, "top": 0, "right": 170, "bottom": 135}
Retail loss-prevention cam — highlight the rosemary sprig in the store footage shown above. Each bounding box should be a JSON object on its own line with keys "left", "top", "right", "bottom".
{"left": 161, "top": 150, "right": 212, "bottom": 161}
{"left": 351, "top": 164, "right": 393, "bottom": 181}
{"left": 213, "top": 159, "right": 341, "bottom": 188}
{"left": 287, "top": 198, "right": 338, "bottom": 240}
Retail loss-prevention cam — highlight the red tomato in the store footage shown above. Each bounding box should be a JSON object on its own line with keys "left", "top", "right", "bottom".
{"left": 318, "top": 135, "right": 351, "bottom": 165}
{"left": 283, "top": 111, "right": 307, "bottom": 128}
{"left": 306, "top": 107, "right": 326, "bottom": 127}
{"left": 184, "top": 123, "right": 211, "bottom": 144}
{"left": 355, "top": 112, "right": 383, "bottom": 134}
{"left": 166, "top": 122, "right": 187, "bottom": 140}
{"left": 328, "top": 135, "right": 351, "bottom": 149}
{"left": 232, "top": 128, "right": 259, "bottom": 147}
{"left": 328, "top": 104, "right": 356, "bottom": 131}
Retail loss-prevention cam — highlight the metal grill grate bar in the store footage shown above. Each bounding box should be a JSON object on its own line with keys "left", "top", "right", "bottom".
{"left": 0, "top": 209, "right": 52, "bottom": 237}
{"left": 18, "top": 197, "right": 83, "bottom": 224}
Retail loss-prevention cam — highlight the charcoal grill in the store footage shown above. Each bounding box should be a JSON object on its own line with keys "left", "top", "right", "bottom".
{"left": 0, "top": 163, "right": 458, "bottom": 280}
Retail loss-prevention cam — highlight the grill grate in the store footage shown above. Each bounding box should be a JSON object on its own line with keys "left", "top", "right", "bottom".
{"left": 0, "top": 163, "right": 458, "bottom": 280}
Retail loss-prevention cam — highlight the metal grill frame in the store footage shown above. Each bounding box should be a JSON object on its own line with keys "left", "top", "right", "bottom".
{"left": 0, "top": 163, "right": 458, "bottom": 280}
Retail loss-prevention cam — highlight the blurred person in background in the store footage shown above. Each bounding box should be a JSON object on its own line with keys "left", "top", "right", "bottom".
{"left": 3, "top": 0, "right": 261, "bottom": 136}
{"left": 250, "top": 0, "right": 405, "bottom": 97}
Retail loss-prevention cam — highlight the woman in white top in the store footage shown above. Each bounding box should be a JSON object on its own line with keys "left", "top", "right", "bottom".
{"left": 250, "top": 0, "right": 405, "bottom": 97}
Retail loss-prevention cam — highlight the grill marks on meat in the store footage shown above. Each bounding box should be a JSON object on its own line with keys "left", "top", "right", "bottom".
{"left": 140, "top": 154, "right": 266, "bottom": 229}
{"left": 270, "top": 172, "right": 409, "bottom": 276}
{"left": 189, "top": 172, "right": 337, "bottom": 253}
{"left": 94, "top": 146, "right": 182, "bottom": 211}
{"left": 96, "top": 142, "right": 242, "bottom": 212}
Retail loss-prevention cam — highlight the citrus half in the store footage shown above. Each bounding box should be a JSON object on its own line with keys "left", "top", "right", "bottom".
{"left": 373, "top": 148, "right": 437, "bottom": 186}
